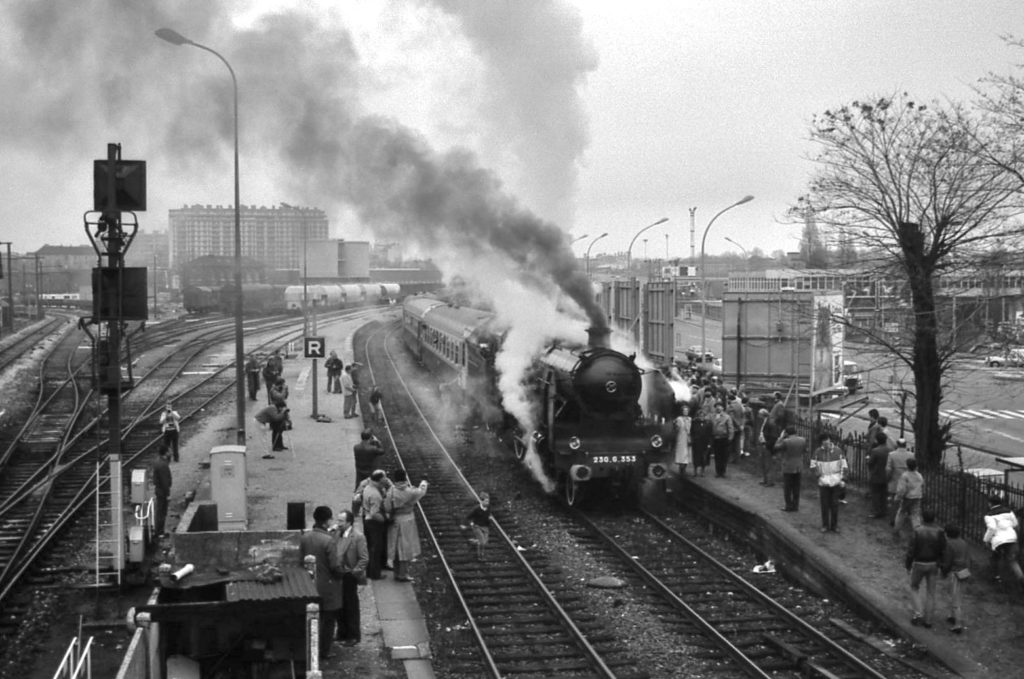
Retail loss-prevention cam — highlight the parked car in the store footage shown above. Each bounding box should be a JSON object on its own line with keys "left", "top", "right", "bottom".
{"left": 985, "top": 348, "right": 1024, "bottom": 367}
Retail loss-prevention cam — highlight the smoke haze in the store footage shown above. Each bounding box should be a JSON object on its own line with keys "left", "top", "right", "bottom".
{"left": 1, "top": 0, "right": 602, "bottom": 327}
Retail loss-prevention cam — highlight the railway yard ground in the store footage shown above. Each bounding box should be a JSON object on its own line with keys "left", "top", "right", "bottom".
{"left": 3, "top": 311, "right": 1024, "bottom": 677}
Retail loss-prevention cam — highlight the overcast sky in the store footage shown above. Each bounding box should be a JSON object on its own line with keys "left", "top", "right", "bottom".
{"left": 1, "top": 0, "right": 1022, "bottom": 266}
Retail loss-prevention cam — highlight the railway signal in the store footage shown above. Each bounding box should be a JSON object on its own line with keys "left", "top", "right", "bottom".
{"left": 79, "top": 143, "right": 148, "bottom": 581}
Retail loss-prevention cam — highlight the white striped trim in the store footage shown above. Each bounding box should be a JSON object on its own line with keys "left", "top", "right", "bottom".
{"left": 979, "top": 410, "right": 1016, "bottom": 419}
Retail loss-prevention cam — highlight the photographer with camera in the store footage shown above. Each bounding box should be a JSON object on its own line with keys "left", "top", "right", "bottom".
{"left": 159, "top": 401, "right": 182, "bottom": 462}
{"left": 254, "top": 402, "right": 290, "bottom": 458}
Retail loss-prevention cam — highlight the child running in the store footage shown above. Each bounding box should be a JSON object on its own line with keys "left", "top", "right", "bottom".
{"left": 461, "top": 493, "right": 492, "bottom": 560}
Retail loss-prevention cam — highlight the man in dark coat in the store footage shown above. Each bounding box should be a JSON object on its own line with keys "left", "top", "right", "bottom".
{"left": 245, "top": 355, "right": 261, "bottom": 401}
{"left": 325, "top": 351, "right": 344, "bottom": 394}
{"left": 255, "top": 403, "right": 289, "bottom": 456}
{"left": 867, "top": 431, "right": 892, "bottom": 518}
{"left": 774, "top": 425, "right": 807, "bottom": 511}
{"left": 690, "top": 414, "right": 712, "bottom": 477}
{"left": 300, "top": 506, "right": 344, "bottom": 660}
{"left": 353, "top": 430, "right": 385, "bottom": 488}
{"left": 335, "top": 509, "right": 368, "bottom": 645}
{"left": 151, "top": 444, "right": 172, "bottom": 538}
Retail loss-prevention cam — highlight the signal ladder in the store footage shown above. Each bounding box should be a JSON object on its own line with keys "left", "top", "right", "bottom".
{"left": 94, "top": 453, "right": 124, "bottom": 587}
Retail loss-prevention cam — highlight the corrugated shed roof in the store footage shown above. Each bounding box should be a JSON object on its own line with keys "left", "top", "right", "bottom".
{"left": 226, "top": 566, "right": 318, "bottom": 602}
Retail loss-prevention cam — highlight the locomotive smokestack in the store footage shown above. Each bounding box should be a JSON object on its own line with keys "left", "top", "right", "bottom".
{"left": 587, "top": 326, "right": 611, "bottom": 349}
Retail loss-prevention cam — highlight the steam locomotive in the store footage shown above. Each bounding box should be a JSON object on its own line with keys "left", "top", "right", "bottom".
{"left": 402, "top": 295, "right": 677, "bottom": 505}
{"left": 183, "top": 282, "right": 401, "bottom": 315}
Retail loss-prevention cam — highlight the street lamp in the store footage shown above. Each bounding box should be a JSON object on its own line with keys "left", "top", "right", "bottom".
{"left": 585, "top": 232, "right": 608, "bottom": 275}
{"left": 700, "top": 196, "right": 754, "bottom": 355}
{"left": 723, "top": 236, "right": 749, "bottom": 258}
{"left": 570, "top": 234, "right": 589, "bottom": 245}
{"left": 627, "top": 217, "right": 669, "bottom": 277}
{"left": 157, "top": 27, "right": 246, "bottom": 446}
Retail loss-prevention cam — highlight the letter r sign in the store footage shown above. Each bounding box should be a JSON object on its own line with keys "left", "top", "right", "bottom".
{"left": 304, "top": 337, "right": 326, "bottom": 359}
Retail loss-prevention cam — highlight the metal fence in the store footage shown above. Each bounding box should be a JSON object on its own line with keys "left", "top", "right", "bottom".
{"left": 791, "top": 416, "right": 1024, "bottom": 549}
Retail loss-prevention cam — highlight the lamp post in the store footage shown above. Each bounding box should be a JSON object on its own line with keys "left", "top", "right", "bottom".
{"left": 627, "top": 217, "right": 668, "bottom": 277}
{"left": 700, "top": 196, "right": 754, "bottom": 355}
{"left": 724, "top": 236, "right": 751, "bottom": 273}
{"left": 157, "top": 27, "right": 246, "bottom": 446}
{"left": 585, "top": 232, "right": 608, "bottom": 276}
{"left": 723, "top": 236, "right": 749, "bottom": 258}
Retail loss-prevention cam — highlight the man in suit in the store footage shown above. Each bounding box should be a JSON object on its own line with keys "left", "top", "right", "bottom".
{"left": 299, "top": 506, "right": 344, "bottom": 660}
{"left": 335, "top": 509, "right": 368, "bottom": 645}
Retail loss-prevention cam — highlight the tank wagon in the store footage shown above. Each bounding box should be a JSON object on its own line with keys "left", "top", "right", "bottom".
{"left": 402, "top": 296, "right": 676, "bottom": 505}
{"left": 184, "top": 282, "right": 402, "bottom": 315}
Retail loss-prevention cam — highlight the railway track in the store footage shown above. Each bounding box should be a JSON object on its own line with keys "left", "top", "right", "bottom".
{"left": 0, "top": 315, "right": 72, "bottom": 380}
{"left": 362, "top": 319, "right": 950, "bottom": 679}
{"left": 0, "top": 310, "right": 376, "bottom": 673}
{"left": 575, "top": 509, "right": 930, "bottom": 678}
{"left": 368, "top": 322, "right": 648, "bottom": 679}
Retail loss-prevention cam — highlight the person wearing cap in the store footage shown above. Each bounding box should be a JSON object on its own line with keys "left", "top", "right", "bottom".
{"left": 299, "top": 506, "right": 344, "bottom": 660}
{"left": 361, "top": 470, "right": 390, "bottom": 579}
{"left": 887, "top": 438, "right": 914, "bottom": 525}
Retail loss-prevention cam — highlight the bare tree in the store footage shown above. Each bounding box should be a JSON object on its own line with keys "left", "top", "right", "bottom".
{"left": 800, "top": 93, "right": 1022, "bottom": 468}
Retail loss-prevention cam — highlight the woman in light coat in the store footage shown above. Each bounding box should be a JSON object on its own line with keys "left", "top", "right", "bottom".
{"left": 385, "top": 468, "right": 428, "bottom": 582}
{"left": 673, "top": 403, "right": 692, "bottom": 476}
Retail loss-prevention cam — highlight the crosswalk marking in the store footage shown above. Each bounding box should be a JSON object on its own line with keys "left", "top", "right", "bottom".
{"left": 941, "top": 408, "right": 1024, "bottom": 421}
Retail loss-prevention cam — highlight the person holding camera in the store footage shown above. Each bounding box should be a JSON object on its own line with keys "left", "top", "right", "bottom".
{"left": 159, "top": 402, "right": 182, "bottom": 462}
{"left": 385, "top": 468, "right": 428, "bottom": 582}
{"left": 254, "top": 402, "right": 289, "bottom": 457}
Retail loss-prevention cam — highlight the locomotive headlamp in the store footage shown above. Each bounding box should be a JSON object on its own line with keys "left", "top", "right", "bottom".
{"left": 650, "top": 434, "right": 664, "bottom": 449}
{"left": 532, "top": 431, "right": 545, "bottom": 445}
{"left": 568, "top": 436, "right": 581, "bottom": 450}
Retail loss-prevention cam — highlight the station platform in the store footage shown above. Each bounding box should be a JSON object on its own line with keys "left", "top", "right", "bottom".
{"left": 662, "top": 453, "right": 1024, "bottom": 678}
{"left": 164, "top": 312, "right": 432, "bottom": 679}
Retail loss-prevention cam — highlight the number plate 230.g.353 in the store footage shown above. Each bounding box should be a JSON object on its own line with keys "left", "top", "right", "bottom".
{"left": 591, "top": 455, "right": 637, "bottom": 464}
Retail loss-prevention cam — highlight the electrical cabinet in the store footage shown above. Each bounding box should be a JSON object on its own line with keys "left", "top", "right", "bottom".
{"left": 209, "top": 445, "right": 248, "bottom": 531}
